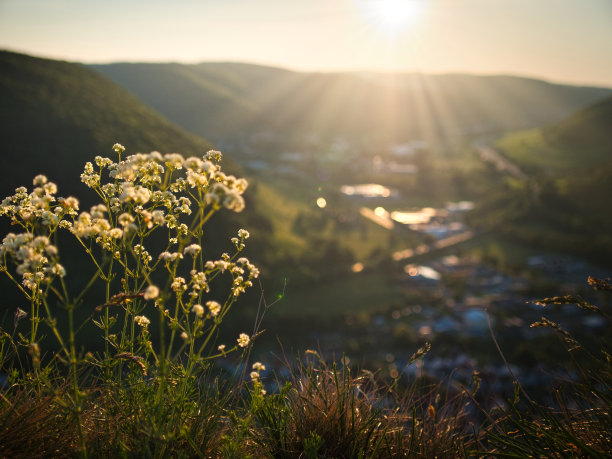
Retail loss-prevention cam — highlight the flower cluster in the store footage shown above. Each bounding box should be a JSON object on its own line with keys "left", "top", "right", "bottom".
{"left": 73, "top": 150, "right": 249, "bottom": 259}
{"left": 134, "top": 315, "right": 150, "bottom": 328}
{"left": 250, "top": 361, "right": 267, "bottom": 395}
{"left": 0, "top": 175, "right": 78, "bottom": 227}
{"left": 237, "top": 333, "right": 250, "bottom": 348}
{"left": 0, "top": 233, "right": 65, "bottom": 291}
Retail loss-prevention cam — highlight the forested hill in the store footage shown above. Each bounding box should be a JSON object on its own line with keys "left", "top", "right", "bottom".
{"left": 496, "top": 95, "right": 612, "bottom": 173}
{"left": 477, "top": 94, "right": 612, "bottom": 265}
{"left": 0, "top": 50, "right": 286, "bottom": 279}
{"left": 0, "top": 50, "right": 212, "bottom": 196}
{"left": 91, "top": 61, "right": 611, "bottom": 145}
{"left": 545, "top": 94, "right": 612, "bottom": 157}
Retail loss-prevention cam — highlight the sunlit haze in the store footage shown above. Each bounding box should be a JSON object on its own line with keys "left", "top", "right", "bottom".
{"left": 356, "top": 0, "right": 426, "bottom": 35}
{"left": 1, "top": 0, "right": 611, "bottom": 86}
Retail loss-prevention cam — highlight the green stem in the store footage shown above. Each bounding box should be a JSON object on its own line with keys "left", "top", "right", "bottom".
{"left": 72, "top": 235, "right": 108, "bottom": 280}
{"left": 67, "top": 302, "right": 87, "bottom": 456}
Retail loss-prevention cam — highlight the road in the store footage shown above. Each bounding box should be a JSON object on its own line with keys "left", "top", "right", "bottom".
{"left": 392, "top": 230, "right": 477, "bottom": 262}
{"left": 473, "top": 139, "right": 528, "bottom": 181}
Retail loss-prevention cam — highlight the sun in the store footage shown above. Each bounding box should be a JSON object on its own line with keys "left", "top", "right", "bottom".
{"left": 357, "top": 0, "right": 426, "bottom": 35}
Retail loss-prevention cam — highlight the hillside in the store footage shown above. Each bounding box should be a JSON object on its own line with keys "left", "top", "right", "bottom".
{"left": 91, "top": 62, "right": 611, "bottom": 147}
{"left": 496, "top": 95, "right": 612, "bottom": 173}
{"left": 0, "top": 50, "right": 213, "bottom": 196}
{"left": 476, "top": 96, "right": 612, "bottom": 264}
{"left": 0, "top": 50, "right": 377, "bottom": 291}
{"left": 545, "top": 94, "right": 612, "bottom": 154}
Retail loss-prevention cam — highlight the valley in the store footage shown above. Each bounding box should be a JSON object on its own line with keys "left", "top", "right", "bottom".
{"left": 1, "top": 50, "right": 611, "bottom": 393}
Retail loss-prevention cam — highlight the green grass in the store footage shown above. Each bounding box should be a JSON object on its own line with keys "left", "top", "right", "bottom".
{"left": 272, "top": 270, "right": 403, "bottom": 318}
{"left": 495, "top": 129, "right": 566, "bottom": 172}
{"left": 495, "top": 95, "right": 612, "bottom": 175}
{"left": 493, "top": 127, "right": 601, "bottom": 173}
{"left": 252, "top": 180, "right": 310, "bottom": 252}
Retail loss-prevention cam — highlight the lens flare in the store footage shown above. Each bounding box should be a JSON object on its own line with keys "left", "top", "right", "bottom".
{"left": 357, "top": 0, "right": 426, "bottom": 35}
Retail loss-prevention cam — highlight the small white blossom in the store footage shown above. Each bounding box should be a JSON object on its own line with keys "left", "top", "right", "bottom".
{"left": 118, "top": 213, "right": 134, "bottom": 227}
{"left": 237, "top": 333, "right": 250, "bottom": 348}
{"left": 164, "top": 153, "right": 184, "bottom": 169}
{"left": 144, "top": 285, "right": 159, "bottom": 300}
{"left": 183, "top": 244, "right": 201, "bottom": 257}
{"left": 112, "top": 143, "right": 125, "bottom": 154}
{"left": 43, "top": 182, "right": 57, "bottom": 195}
{"left": 159, "top": 251, "right": 183, "bottom": 262}
{"left": 134, "top": 315, "right": 150, "bottom": 327}
{"left": 95, "top": 156, "right": 113, "bottom": 168}
{"left": 33, "top": 175, "right": 48, "bottom": 186}
{"left": 151, "top": 210, "right": 165, "bottom": 225}
{"left": 191, "top": 304, "right": 205, "bottom": 318}
{"left": 171, "top": 277, "right": 186, "bottom": 293}
{"left": 205, "top": 150, "right": 222, "bottom": 162}
{"left": 190, "top": 270, "right": 209, "bottom": 293}
{"left": 108, "top": 228, "right": 123, "bottom": 239}
{"left": 206, "top": 300, "right": 221, "bottom": 317}
{"left": 252, "top": 362, "right": 266, "bottom": 371}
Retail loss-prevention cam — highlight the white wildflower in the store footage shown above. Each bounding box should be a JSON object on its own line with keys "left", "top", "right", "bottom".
{"left": 237, "top": 333, "right": 250, "bottom": 348}
{"left": 95, "top": 156, "right": 113, "bottom": 168}
{"left": 184, "top": 244, "right": 201, "bottom": 257}
{"left": 191, "top": 304, "right": 204, "bottom": 318}
{"left": 118, "top": 213, "right": 134, "bottom": 227}
{"left": 206, "top": 300, "right": 221, "bottom": 317}
{"left": 164, "top": 153, "right": 184, "bottom": 169}
{"left": 90, "top": 203, "right": 107, "bottom": 219}
{"left": 108, "top": 228, "right": 123, "bottom": 238}
{"left": 171, "top": 277, "right": 186, "bottom": 292}
{"left": 134, "top": 315, "right": 150, "bottom": 327}
{"left": 32, "top": 175, "right": 48, "bottom": 186}
{"left": 159, "top": 251, "right": 183, "bottom": 262}
{"left": 80, "top": 162, "right": 99, "bottom": 188}
{"left": 112, "top": 143, "right": 125, "bottom": 154}
{"left": 205, "top": 150, "right": 222, "bottom": 162}
{"left": 144, "top": 285, "right": 159, "bottom": 300}
{"left": 252, "top": 362, "right": 266, "bottom": 371}
{"left": 43, "top": 182, "right": 57, "bottom": 195}
{"left": 151, "top": 210, "right": 165, "bottom": 225}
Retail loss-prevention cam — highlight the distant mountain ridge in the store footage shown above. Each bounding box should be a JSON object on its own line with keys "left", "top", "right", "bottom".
{"left": 90, "top": 61, "right": 612, "bottom": 147}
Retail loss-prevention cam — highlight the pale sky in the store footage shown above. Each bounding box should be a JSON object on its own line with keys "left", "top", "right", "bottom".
{"left": 1, "top": 0, "right": 611, "bottom": 87}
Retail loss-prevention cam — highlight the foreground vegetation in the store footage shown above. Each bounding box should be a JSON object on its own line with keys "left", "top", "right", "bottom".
{"left": 1, "top": 147, "right": 611, "bottom": 457}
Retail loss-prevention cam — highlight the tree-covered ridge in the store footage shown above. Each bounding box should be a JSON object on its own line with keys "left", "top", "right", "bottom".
{"left": 496, "top": 95, "right": 612, "bottom": 173}
{"left": 546, "top": 94, "right": 612, "bottom": 154}
{"left": 470, "top": 94, "right": 612, "bottom": 265}
{"left": 0, "top": 50, "right": 212, "bottom": 196}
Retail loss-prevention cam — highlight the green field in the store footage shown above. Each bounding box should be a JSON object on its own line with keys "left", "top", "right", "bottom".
{"left": 268, "top": 270, "right": 403, "bottom": 318}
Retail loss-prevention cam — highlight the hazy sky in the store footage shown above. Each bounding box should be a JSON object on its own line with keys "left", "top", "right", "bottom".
{"left": 1, "top": 0, "right": 611, "bottom": 86}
